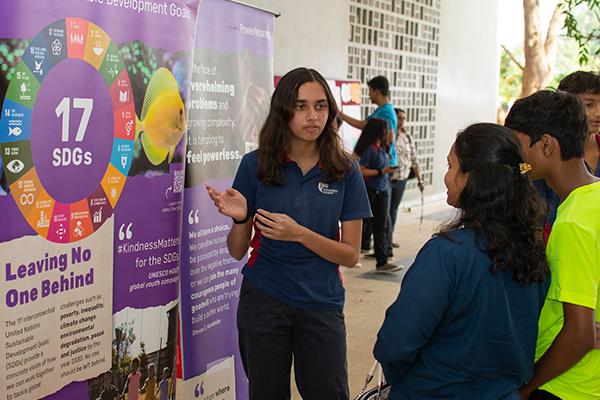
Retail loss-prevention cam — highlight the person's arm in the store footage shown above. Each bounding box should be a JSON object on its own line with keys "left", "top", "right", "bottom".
{"left": 519, "top": 303, "right": 596, "bottom": 399}
{"left": 206, "top": 184, "right": 253, "bottom": 260}
{"left": 121, "top": 375, "right": 130, "bottom": 398}
{"left": 339, "top": 111, "right": 367, "bottom": 130}
{"left": 407, "top": 133, "right": 424, "bottom": 191}
{"left": 254, "top": 211, "right": 363, "bottom": 267}
{"left": 412, "top": 165, "right": 424, "bottom": 191}
{"left": 359, "top": 164, "right": 397, "bottom": 177}
{"left": 374, "top": 238, "right": 452, "bottom": 385}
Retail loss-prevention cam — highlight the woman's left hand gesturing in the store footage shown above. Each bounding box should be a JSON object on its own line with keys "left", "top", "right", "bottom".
{"left": 255, "top": 209, "right": 302, "bottom": 242}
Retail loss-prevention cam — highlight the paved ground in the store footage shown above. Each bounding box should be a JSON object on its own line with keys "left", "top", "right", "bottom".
{"left": 291, "top": 199, "right": 456, "bottom": 398}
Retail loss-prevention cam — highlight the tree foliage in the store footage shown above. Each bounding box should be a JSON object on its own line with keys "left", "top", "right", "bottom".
{"left": 499, "top": 0, "right": 600, "bottom": 114}
{"left": 112, "top": 320, "right": 137, "bottom": 379}
{"left": 564, "top": 0, "right": 600, "bottom": 64}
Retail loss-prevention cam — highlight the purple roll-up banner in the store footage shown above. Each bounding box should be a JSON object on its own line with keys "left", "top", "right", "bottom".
{"left": 0, "top": 1, "right": 199, "bottom": 399}
{"left": 179, "top": 0, "right": 274, "bottom": 399}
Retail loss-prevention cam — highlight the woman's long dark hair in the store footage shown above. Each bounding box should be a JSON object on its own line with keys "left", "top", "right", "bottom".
{"left": 257, "top": 67, "right": 353, "bottom": 186}
{"left": 438, "top": 123, "right": 549, "bottom": 285}
{"left": 353, "top": 117, "right": 389, "bottom": 157}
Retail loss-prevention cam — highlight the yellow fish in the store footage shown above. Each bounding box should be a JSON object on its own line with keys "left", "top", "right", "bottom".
{"left": 135, "top": 68, "right": 187, "bottom": 165}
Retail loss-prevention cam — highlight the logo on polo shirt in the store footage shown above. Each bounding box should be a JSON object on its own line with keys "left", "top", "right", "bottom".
{"left": 318, "top": 182, "right": 338, "bottom": 195}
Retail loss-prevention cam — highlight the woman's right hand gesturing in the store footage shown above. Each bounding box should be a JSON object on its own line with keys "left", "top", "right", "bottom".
{"left": 205, "top": 184, "right": 248, "bottom": 221}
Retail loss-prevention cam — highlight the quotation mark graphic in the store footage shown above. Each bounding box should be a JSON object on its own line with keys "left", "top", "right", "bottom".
{"left": 188, "top": 210, "right": 199, "bottom": 225}
{"left": 194, "top": 382, "right": 204, "bottom": 397}
{"left": 119, "top": 222, "right": 133, "bottom": 240}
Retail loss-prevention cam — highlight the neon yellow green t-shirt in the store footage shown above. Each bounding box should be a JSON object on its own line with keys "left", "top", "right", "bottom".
{"left": 535, "top": 181, "right": 600, "bottom": 400}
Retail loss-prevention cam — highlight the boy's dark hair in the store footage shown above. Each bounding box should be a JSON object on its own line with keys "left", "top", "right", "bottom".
{"left": 504, "top": 90, "right": 588, "bottom": 161}
{"left": 367, "top": 76, "right": 390, "bottom": 97}
{"left": 557, "top": 71, "right": 600, "bottom": 95}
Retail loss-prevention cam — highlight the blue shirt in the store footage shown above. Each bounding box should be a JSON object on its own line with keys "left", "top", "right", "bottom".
{"left": 359, "top": 144, "right": 390, "bottom": 191}
{"left": 367, "top": 103, "right": 398, "bottom": 166}
{"left": 374, "top": 229, "right": 548, "bottom": 400}
{"left": 232, "top": 150, "right": 372, "bottom": 310}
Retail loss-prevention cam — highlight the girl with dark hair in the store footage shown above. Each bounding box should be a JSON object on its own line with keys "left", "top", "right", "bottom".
{"left": 206, "top": 67, "right": 371, "bottom": 399}
{"left": 374, "top": 123, "right": 550, "bottom": 399}
{"left": 354, "top": 117, "right": 401, "bottom": 272}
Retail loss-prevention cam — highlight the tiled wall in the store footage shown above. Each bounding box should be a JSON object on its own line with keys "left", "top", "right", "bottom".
{"left": 347, "top": 0, "right": 440, "bottom": 189}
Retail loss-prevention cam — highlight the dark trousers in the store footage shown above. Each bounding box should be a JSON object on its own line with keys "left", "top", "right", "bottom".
{"left": 365, "top": 186, "right": 389, "bottom": 267}
{"left": 528, "top": 389, "right": 562, "bottom": 400}
{"left": 237, "top": 278, "right": 349, "bottom": 400}
{"left": 387, "top": 178, "right": 408, "bottom": 252}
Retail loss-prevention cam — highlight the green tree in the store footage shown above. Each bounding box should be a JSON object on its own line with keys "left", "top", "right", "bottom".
{"left": 564, "top": 0, "right": 600, "bottom": 65}
{"left": 112, "top": 320, "right": 136, "bottom": 389}
{"left": 499, "top": 0, "right": 599, "bottom": 122}
{"left": 138, "top": 341, "right": 149, "bottom": 380}
{"left": 500, "top": 46, "right": 524, "bottom": 104}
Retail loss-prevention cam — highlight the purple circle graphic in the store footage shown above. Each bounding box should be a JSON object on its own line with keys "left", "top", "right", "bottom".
{"left": 31, "top": 58, "right": 113, "bottom": 204}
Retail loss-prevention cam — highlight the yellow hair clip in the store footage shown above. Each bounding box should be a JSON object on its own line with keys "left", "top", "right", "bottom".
{"left": 519, "top": 163, "right": 531, "bottom": 174}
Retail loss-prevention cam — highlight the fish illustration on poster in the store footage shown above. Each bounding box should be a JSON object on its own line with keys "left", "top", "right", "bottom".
{"left": 0, "top": 2, "right": 200, "bottom": 399}
{"left": 179, "top": 0, "right": 275, "bottom": 399}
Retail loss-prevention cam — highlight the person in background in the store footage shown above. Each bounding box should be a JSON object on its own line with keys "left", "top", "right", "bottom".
{"left": 533, "top": 71, "right": 600, "bottom": 240}
{"left": 155, "top": 367, "right": 170, "bottom": 400}
{"left": 97, "top": 370, "right": 119, "bottom": 400}
{"left": 140, "top": 363, "right": 156, "bottom": 400}
{"left": 375, "top": 123, "right": 550, "bottom": 399}
{"left": 339, "top": 75, "right": 398, "bottom": 166}
{"left": 121, "top": 357, "right": 141, "bottom": 400}
{"left": 340, "top": 76, "right": 398, "bottom": 253}
{"left": 354, "top": 117, "right": 402, "bottom": 273}
{"left": 505, "top": 89, "right": 599, "bottom": 400}
{"left": 386, "top": 108, "right": 424, "bottom": 254}
{"left": 206, "top": 67, "right": 371, "bottom": 399}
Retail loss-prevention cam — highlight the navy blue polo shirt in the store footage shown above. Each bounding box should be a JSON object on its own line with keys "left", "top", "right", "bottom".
{"left": 232, "top": 150, "right": 371, "bottom": 310}
{"left": 359, "top": 144, "right": 390, "bottom": 191}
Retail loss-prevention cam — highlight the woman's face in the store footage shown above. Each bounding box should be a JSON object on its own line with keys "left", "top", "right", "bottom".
{"left": 397, "top": 111, "right": 406, "bottom": 131}
{"left": 444, "top": 144, "right": 468, "bottom": 208}
{"left": 288, "top": 81, "right": 329, "bottom": 145}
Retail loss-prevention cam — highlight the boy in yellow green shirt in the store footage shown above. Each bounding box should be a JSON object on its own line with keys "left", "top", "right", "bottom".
{"left": 505, "top": 89, "right": 600, "bottom": 400}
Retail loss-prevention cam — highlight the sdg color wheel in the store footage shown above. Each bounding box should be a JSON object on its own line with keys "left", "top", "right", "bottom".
{"left": 0, "top": 18, "right": 135, "bottom": 243}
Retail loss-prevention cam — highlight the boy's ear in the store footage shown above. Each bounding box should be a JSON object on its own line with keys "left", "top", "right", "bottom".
{"left": 540, "top": 134, "right": 558, "bottom": 158}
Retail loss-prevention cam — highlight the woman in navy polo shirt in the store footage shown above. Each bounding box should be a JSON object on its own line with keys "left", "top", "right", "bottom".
{"left": 354, "top": 117, "right": 401, "bottom": 273}
{"left": 206, "top": 67, "right": 371, "bottom": 399}
{"left": 374, "top": 124, "right": 550, "bottom": 399}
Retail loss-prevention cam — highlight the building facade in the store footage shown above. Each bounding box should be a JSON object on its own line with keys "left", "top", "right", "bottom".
{"left": 247, "top": 0, "right": 499, "bottom": 204}
{"left": 347, "top": 0, "right": 440, "bottom": 191}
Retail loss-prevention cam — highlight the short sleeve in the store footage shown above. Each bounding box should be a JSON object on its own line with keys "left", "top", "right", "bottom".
{"left": 358, "top": 146, "right": 374, "bottom": 168}
{"left": 546, "top": 220, "right": 599, "bottom": 309}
